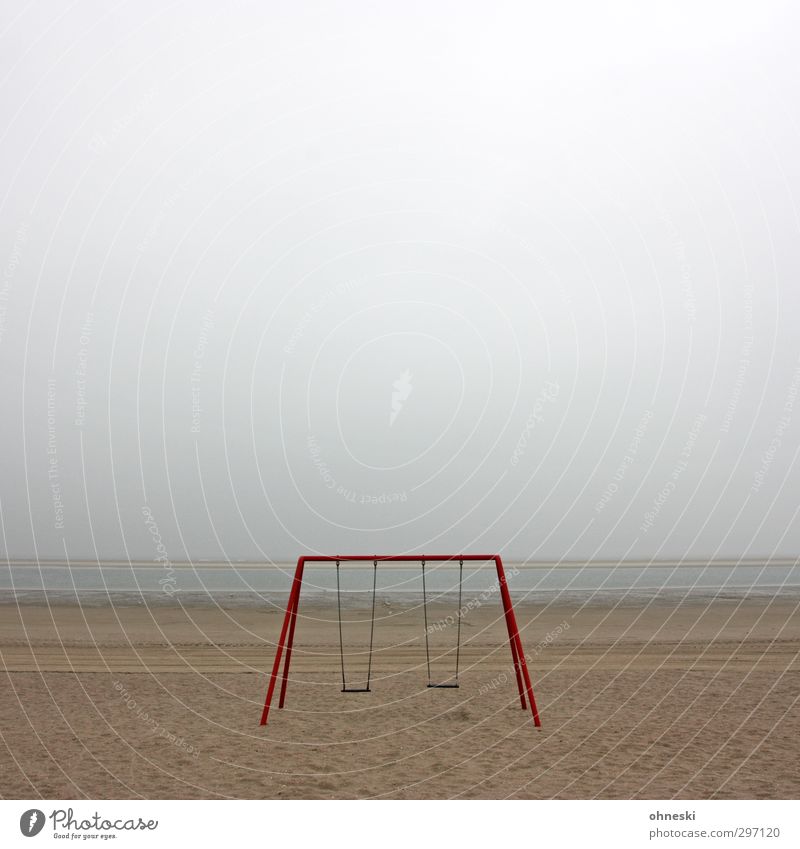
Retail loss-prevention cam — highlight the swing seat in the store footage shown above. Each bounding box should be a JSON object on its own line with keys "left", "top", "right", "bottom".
{"left": 427, "top": 683, "right": 459, "bottom": 689}
{"left": 341, "top": 687, "right": 371, "bottom": 693}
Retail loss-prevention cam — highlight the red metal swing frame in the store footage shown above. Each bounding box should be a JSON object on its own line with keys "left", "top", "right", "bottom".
{"left": 260, "top": 554, "right": 541, "bottom": 727}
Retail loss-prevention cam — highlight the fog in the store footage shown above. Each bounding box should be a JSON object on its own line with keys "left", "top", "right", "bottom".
{"left": 1, "top": 1, "right": 799, "bottom": 563}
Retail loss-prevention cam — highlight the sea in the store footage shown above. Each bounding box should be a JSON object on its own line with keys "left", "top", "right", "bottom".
{"left": 1, "top": 559, "right": 799, "bottom": 607}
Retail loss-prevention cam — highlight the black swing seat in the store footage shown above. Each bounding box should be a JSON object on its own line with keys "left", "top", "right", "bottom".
{"left": 341, "top": 687, "right": 371, "bottom": 693}
{"left": 427, "top": 683, "right": 459, "bottom": 689}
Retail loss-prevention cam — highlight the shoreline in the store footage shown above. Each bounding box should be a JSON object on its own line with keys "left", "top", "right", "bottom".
{"left": 2, "top": 586, "right": 799, "bottom": 609}
{"left": 4, "top": 560, "right": 797, "bottom": 608}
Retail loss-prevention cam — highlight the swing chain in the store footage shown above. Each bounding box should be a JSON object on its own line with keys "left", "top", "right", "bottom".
{"left": 335, "top": 557, "right": 347, "bottom": 691}
{"left": 455, "top": 557, "right": 463, "bottom": 683}
{"left": 421, "top": 558, "right": 431, "bottom": 683}
{"left": 336, "top": 555, "right": 378, "bottom": 693}
{"left": 365, "top": 557, "right": 377, "bottom": 691}
{"left": 421, "top": 555, "right": 463, "bottom": 688}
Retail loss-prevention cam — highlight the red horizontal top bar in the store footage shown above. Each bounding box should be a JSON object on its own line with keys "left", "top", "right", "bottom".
{"left": 298, "top": 554, "right": 500, "bottom": 562}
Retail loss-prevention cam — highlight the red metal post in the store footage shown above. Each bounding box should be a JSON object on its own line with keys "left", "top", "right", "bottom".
{"left": 278, "top": 558, "right": 306, "bottom": 708}
{"left": 260, "top": 558, "right": 305, "bottom": 725}
{"left": 495, "top": 557, "right": 527, "bottom": 710}
{"left": 504, "top": 608, "right": 527, "bottom": 710}
{"left": 495, "top": 555, "right": 541, "bottom": 726}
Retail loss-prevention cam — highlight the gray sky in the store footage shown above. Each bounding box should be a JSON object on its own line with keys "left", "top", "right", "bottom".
{"left": 1, "top": 1, "right": 799, "bottom": 563}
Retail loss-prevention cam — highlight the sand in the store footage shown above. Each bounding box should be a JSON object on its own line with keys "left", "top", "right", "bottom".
{"left": 0, "top": 596, "right": 798, "bottom": 799}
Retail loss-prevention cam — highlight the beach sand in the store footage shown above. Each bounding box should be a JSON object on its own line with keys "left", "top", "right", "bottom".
{"left": 0, "top": 596, "right": 798, "bottom": 799}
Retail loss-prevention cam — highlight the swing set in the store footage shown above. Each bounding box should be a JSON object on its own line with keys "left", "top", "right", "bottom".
{"left": 260, "top": 554, "right": 541, "bottom": 727}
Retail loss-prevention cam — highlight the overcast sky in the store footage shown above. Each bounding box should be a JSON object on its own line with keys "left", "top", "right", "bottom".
{"left": 1, "top": 1, "right": 799, "bottom": 563}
